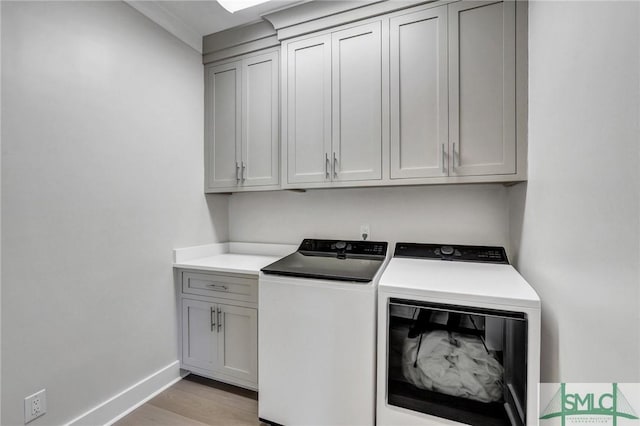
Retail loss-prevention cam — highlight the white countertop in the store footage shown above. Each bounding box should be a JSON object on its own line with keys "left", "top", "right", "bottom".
{"left": 173, "top": 242, "right": 297, "bottom": 275}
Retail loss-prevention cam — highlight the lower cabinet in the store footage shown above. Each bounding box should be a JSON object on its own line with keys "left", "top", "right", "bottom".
{"left": 179, "top": 271, "right": 258, "bottom": 390}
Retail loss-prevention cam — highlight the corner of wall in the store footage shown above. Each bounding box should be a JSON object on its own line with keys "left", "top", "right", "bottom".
{"left": 206, "top": 193, "right": 231, "bottom": 242}
{"left": 506, "top": 182, "right": 527, "bottom": 268}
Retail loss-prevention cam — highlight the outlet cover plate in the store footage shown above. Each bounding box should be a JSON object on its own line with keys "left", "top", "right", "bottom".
{"left": 360, "top": 224, "right": 370, "bottom": 240}
{"left": 24, "top": 389, "right": 46, "bottom": 424}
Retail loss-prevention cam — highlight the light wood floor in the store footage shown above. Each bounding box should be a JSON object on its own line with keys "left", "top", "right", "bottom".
{"left": 114, "top": 375, "right": 261, "bottom": 426}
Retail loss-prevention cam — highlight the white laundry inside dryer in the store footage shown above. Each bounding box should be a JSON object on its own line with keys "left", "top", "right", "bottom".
{"left": 402, "top": 330, "right": 504, "bottom": 403}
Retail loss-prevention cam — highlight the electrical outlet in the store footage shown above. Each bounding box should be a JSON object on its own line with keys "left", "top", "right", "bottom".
{"left": 24, "top": 389, "right": 46, "bottom": 424}
{"left": 360, "top": 224, "right": 370, "bottom": 241}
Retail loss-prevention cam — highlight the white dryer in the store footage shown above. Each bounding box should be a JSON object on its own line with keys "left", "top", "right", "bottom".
{"left": 377, "top": 243, "right": 540, "bottom": 426}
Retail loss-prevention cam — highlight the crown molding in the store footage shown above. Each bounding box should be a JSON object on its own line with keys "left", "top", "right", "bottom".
{"left": 125, "top": 1, "right": 203, "bottom": 53}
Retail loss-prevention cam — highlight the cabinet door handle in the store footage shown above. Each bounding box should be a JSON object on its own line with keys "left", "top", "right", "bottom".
{"left": 210, "top": 306, "right": 216, "bottom": 332}
{"left": 452, "top": 143, "right": 458, "bottom": 168}
{"left": 217, "top": 307, "right": 222, "bottom": 332}
{"left": 206, "top": 284, "right": 228, "bottom": 291}
{"left": 235, "top": 162, "right": 240, "bottom": 182}
{"left": 241, "top": 161, "right": 246, "bottom": 181}
{"left": 441, "top": 144, "right": 446, "bottom": 173}
{"left": 325, "top": 153, "right": 330, "bottom": 179}
{"left": 333, "top": 152, "right": 338, "bottom": 179}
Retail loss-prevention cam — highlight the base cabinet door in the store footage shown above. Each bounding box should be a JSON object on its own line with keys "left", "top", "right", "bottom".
{"left": 181, "top": 297, "right": 258, "bottom": 389}
{"left": 448, "top": 0, "right": 516, "bottom": 176}
{"left": 182, "top": 299, "right": 218, "bottom": 371}
{"left": 217, "top": 304, "right": 258, "bottom": 384}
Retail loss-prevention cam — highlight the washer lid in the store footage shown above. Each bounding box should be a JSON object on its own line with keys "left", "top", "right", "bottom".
{"left": 261, "top": 239, "right": 388, "bottom": 283}
{"left": 379, "top": 257, "right": 540, "bottom": 309}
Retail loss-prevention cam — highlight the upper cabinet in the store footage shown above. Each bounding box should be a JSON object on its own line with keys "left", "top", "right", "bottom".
{"left": 389, "top": 0, "right": 518, "bottom": 183}
{"left": 279, "top": 0, "right": 524, "bottom": 190}
{"left": 389, "top": 6, "right": 448, "bottom": 179}
{"left": 331, "top": 22, "right": 383, "bottom": 182}
{"left": 283, "top": 21, "right": 383, "bottom": 188}
{"left": 448, "top": 0, "right": 516, "bottom": 177}
{"left": 285, "top": 34, "right": 331, "bottom": 185}
{"left": 206, "top": 60, "right": 241, "bottom": 190}
{"left": 205, "top": 49, "right": 279, "bottom": 193}
{"left": 242, "top": 52, "right": 280, "bottom": 187}
{"left": 204, "top": 0, "right": 526, "bottom": 192}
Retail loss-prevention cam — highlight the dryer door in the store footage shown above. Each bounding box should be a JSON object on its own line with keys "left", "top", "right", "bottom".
{"left": 386, "top": 298, "right": 528, "bottom": 426}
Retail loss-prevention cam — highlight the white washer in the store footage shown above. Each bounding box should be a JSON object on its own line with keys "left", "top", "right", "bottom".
{"left": 259, "top": 239, "right": 389, "bottom": 426}
{"left": 377, "top": 243, "right": 541, "bottom": 426}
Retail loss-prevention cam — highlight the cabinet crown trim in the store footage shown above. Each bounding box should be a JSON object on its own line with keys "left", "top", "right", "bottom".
{"left": 264, "top": 0, "right": 436, "bottom": 40}
{"left": 203, "top": 20, "right": 278, "bottom": 64}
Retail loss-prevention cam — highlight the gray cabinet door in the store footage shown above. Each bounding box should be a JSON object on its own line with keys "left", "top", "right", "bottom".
{"left": 448, "top": 0, "right": 516, "bottom": 176}
{"left": 182, "top": 299, "right": 218, "bottom": 371}
{"left": 390, "top": 6, "right": 448, "bottom": 179}
{"left": 331, "top": 22, "right": 383, "bottom": 182}
{"left": 286, "top": 34, "right": 332, "bottom": 184}
{"left": 205, "top": 61, "right": 242, "bottom": 189}
{"left": 242, "top": 51, "right": 279, "bottom": 187}
{"left": 216, "top": 304, "right": 258, "bottom": 384}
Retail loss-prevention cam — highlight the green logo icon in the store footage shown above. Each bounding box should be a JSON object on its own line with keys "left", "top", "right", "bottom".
{"left": 540, "top": 383, "right": 638, "bottom": 425}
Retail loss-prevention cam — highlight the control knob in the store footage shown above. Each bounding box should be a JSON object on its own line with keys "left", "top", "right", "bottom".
{"left": 440, "top": 245, "right": 454, "bottom": 256}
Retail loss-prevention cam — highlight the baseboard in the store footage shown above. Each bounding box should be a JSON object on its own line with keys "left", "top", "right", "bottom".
{"left": 65, "top": 360, "right": 185, "bottom": 426}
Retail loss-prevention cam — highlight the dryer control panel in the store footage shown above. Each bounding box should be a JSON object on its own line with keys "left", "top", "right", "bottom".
{"left": 394, "top": 243, "right": 509, "bottom": 264}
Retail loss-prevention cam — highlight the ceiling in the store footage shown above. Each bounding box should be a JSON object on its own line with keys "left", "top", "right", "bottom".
{"left": 125, "top": 0, "right": 304, "bottom": 53}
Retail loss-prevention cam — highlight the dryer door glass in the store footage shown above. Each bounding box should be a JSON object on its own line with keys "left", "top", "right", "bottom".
{"left": 386, "top": 299, "right": 528, "bottom": 426}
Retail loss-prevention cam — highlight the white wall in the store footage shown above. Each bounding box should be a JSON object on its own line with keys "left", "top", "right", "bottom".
{"left": 1, "top": 2, "right": 228, "bottom": 425}
{"left": 229, "top": 184, "right": 511, "bottom": 250}
{"left": 0, "top": 2, "right": 3, "bottom": 422}
{"left": 509, "top": 0, "right": 640, "bottom": 382}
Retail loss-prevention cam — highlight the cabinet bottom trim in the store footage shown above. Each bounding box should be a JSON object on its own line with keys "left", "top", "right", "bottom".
{"left": 182, "top": 364, "right": 259, "bottom": 391}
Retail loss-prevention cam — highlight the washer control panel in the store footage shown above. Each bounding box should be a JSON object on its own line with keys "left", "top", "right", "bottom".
{"left": 299, "top": 239, "right": 387, "bottom": 257}
{"left": 394, "top": 243, "right": 509, "bottom": 264}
